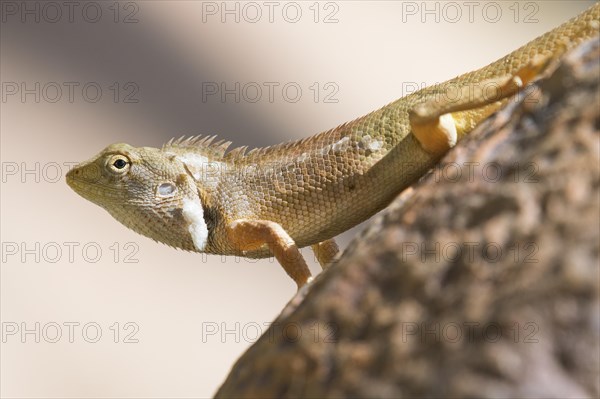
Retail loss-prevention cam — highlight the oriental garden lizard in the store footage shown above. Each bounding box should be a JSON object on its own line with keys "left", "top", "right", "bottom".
{"left": 67, "top": 4, "right": 600, "bottom": 289}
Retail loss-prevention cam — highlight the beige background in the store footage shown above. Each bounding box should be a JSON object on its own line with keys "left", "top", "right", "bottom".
{"left": 1, "top": 1, "right": 595, "bottom": 397}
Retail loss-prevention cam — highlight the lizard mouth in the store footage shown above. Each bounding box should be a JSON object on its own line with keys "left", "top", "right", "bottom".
{"left": 65, "top": 164, "right": 108, "bottom": 203}
{"left": 65, "top": 167, "right": 81, "bottom": 192}
{"left": 65, "top": 167, "right": 88, "bottom": 194}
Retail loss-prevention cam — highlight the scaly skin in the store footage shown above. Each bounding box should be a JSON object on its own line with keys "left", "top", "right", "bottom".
{"left": 67, "top": 5, "right": 599, "bottom": 263}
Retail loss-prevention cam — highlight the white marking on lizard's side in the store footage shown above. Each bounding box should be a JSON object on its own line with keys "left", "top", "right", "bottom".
{"left": 332, "top": 136, "right": 351, "bottom": 154}
{"left": 367, "top": 139, "right": 383, "bottom": 151}
{"left": 182, "top": 197, "right": 208, "bottom": 251}
{"left": 177, "top": 154, "right": 210, "bottom": 180}
{"left": 359, "top": 135, "right": 383, "bottom": 153}
{"left": 297, "top": 152, "right": 309, "bottom": 162}
{"left": 177, "top": 153, "right": 223, "bottom": 188}
{"left": 319, "top": 136, "right": 352, "bottom": 156}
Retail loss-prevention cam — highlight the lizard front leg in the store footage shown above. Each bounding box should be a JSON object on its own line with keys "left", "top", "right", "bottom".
{"left": 311, "top": 239, "right": 339, "bottom": 269}
{"left": 409, "top": 55, "right": 553, "bottom": 155}
{"left": 227, "top": 219, "right": 311, "bottom": 289}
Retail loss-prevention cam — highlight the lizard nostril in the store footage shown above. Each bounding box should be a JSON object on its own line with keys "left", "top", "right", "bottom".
{"left": 66, "top": 168, "right": 80, "bottom": 180}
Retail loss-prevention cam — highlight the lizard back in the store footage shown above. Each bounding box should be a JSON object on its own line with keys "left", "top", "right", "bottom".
{"left": 175, "top": 4, "right": 599, "bottom": 255}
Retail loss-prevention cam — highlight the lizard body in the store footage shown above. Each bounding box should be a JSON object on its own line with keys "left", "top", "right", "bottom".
{"left": 67, "top": 4, "right": 600, "bottom": 288}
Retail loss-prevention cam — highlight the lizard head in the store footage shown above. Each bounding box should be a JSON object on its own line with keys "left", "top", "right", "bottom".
{"left": 66, "top": 143, "right": 208, "bottom": 251}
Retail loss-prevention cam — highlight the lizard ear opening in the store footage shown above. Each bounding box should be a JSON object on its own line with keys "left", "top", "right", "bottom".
{"left": 157, "top": 182, "right": 177, "bottom": 197}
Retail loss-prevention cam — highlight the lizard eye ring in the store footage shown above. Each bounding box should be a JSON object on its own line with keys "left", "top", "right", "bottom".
{"left": 106, "top": 154, "right": 131, "bottom": 174}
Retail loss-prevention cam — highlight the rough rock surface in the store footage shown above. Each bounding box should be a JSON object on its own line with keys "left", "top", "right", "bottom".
{"left": 216, "top": 38, "right": 600, "bottom": 398}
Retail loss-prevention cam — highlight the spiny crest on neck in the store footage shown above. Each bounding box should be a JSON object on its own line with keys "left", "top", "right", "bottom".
{"left": 161, "top": 122, "right": 354, "bottom": 165}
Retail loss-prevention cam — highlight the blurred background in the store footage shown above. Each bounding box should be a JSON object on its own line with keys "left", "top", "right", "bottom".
{"left": 1, "top": 1, "right": 595, "bottom": 397}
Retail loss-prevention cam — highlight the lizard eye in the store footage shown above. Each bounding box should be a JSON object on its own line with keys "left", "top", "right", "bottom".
{"left": 107, "top": 155, "right": 130, "bottom": 174}
{"left": 113, "top": 159, "right": 127, "bottom": 169}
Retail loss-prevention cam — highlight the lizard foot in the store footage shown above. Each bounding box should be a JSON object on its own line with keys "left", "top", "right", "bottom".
{"left": 409, "top": 54, "right": 554, "bottom": 156}
{"left": 311, "top": 238, "right": 340, "bottom": 269}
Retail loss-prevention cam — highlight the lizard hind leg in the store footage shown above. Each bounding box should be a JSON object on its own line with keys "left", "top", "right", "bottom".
{"left": 311, "top": 238, "right": 339, "bottom": 269}
{"left": 227, "top": 219, "right": 312, "bottom": 290}
{"left": 409, "top": 54, "right": 554, "bottom": 156}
